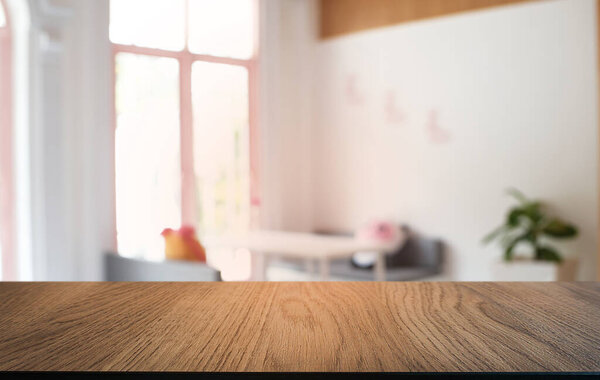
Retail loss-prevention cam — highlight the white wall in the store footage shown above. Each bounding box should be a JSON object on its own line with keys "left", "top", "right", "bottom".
{"left": 258, "top": 0, "right": 316, "bottom": 232}
{"left": 311, "top": 0, "right": 598, "bottom": 280}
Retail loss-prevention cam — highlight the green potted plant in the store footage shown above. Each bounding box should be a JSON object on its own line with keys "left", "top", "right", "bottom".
{"left": 483, "top": 188, "right": 579, "bottom": 281}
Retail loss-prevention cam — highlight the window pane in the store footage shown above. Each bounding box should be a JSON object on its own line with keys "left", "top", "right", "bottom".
{"left": 115, "top": 53, "right": 181, "bottom": 259}
{"left": 192, "top": 62, "right": 249, "bottom": 236}
{"left": 188, "top": 0, "right": 254, "bottom": 59}
{"left": 0, "top": 3, "right": 6, "bottom": 28}
{"left": 110, "top": 0, "right": 185, "bottom": 51}
{"left": 0, "top": 2, "right": 6, "bottom": 28}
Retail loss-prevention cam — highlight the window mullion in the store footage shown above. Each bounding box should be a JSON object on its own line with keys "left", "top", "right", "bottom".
{"left": 180, "top": 53, "right": 196, "bottom": 227}
{"left": 248, "top": 61, "right": 260, "bottom": 231}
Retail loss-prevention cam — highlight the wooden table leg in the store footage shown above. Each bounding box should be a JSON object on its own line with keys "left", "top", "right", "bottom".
{"left": 306, "top": 258, "right": 315, "bottom": 279}
{"left": 375, "top": 252, "right": 386, "bottom": 281}
{"left": 319, "top": 257, "right": 330, "bottom": 281}
{"left": 253, "top": 251, "right": 267, "bottom": 281}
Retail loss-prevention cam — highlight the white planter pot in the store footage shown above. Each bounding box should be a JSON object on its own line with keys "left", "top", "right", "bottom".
{"left": 492, "top": 258, "right": 577, "bottom": 281}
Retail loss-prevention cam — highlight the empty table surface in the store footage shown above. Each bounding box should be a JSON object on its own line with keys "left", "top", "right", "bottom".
{"left": 0, "top": 282, "right": 599, "bottom": 373}
{"left": 203, "top": 230, "right": 401, "bottom": 259}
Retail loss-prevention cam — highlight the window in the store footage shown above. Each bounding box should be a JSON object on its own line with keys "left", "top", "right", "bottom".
{"left": 111, "top": 0, "right": 258, "bottom": 260}
{"left": 0, "top": 2, "right": 5, "bottom": 28}
{"left": 0, "top": 0, "right": 13, "bottom": 280}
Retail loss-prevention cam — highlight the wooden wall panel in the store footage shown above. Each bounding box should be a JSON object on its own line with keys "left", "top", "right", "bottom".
{"left": 320, "top": 0, "right": 540, "bottom": 38}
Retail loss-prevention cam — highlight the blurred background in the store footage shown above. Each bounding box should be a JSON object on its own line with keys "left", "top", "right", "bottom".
{"left": 0, "top": 0, "right": 598, "bottom": 282}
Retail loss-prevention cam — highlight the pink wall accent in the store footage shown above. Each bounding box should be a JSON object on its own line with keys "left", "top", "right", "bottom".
{"left": 344, "top": 73, "right": 364, "bottom": 106}
{"left": 426, "top": 109, "right": 451, "bottom": 144}
{"left": 384, "top": 89, "right": 405, "bottom": 125}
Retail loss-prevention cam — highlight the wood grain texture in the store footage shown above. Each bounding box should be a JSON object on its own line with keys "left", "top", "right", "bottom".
{"left": 597, "top": 0, "right": 600, "bottom": 281}
{"left": 320, "top": 0, "right": 540, "bottom": 38}
{"left": 0, "top": 282, "right": 599, "bottom": 372}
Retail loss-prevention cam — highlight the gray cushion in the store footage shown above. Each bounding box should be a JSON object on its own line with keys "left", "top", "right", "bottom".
{"left": 104, "top": 253, "right": 221, "bottom": 281}
{"left": 329, "top": 258, "right": 441, "bottom": 281}
{"left": 386, "top": 236, "right": 443, "bottom": 269}
{"left": 268, "top": 257, "right": 307, "bottom": 271}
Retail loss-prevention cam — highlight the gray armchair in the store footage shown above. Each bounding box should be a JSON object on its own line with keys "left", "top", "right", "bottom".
{"left": 329, "top": 234, "right": 444, "bottom": 281}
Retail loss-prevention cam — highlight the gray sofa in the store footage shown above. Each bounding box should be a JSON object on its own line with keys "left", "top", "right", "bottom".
{"left": 269, "top": 229, "right": 444, "bottom": 281}
{"left": 105, "top": 253, "right": 221, "bottom": 281}
{"left": 329, "top": 235, "right": 444, "bottom": 280}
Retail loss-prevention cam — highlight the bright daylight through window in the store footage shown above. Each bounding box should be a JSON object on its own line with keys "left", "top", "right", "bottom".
{"left": 0, "top": 0, "right": 12, "bottom": 281}
{"left": 110, "top": 0, "right": 256, "bottom": 262}
{"left": 0, "top": 3, "right": 5, "bottom": 28}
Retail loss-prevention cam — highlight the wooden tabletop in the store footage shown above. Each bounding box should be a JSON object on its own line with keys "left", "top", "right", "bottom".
{"left": 0, "top": 282, "right": 598, "bottom": 373}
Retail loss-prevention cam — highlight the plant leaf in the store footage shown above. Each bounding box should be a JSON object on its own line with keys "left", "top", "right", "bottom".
{"left": 504, "top": 240, "right": 517, "bottom": 261}
{"left": 507, "top": 204, "right": 543, "bottom": 226}
{"left": 506, "top": 188, "right": 528, "bottom": 204}
{"left": 507, "top": 207, "right": 528, "bottom": 227}
{"left": 542, "top": 219, "right": 578, "bottom": 238}
{"left": 503, "top": 232, "right": 533, "bottom": 261}
{"left": 535, "top": 246, "right": 563, "bottom": 263}
{"left": 524, "top": 202, "right": 544, "bottom": 223}
{"left": 482, "top": 225, "right": 507, "bottom": 244}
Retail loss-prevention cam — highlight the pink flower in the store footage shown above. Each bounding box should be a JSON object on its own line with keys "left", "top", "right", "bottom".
{"left": 357, "top": 220, "right": 400, "bottom": 242}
